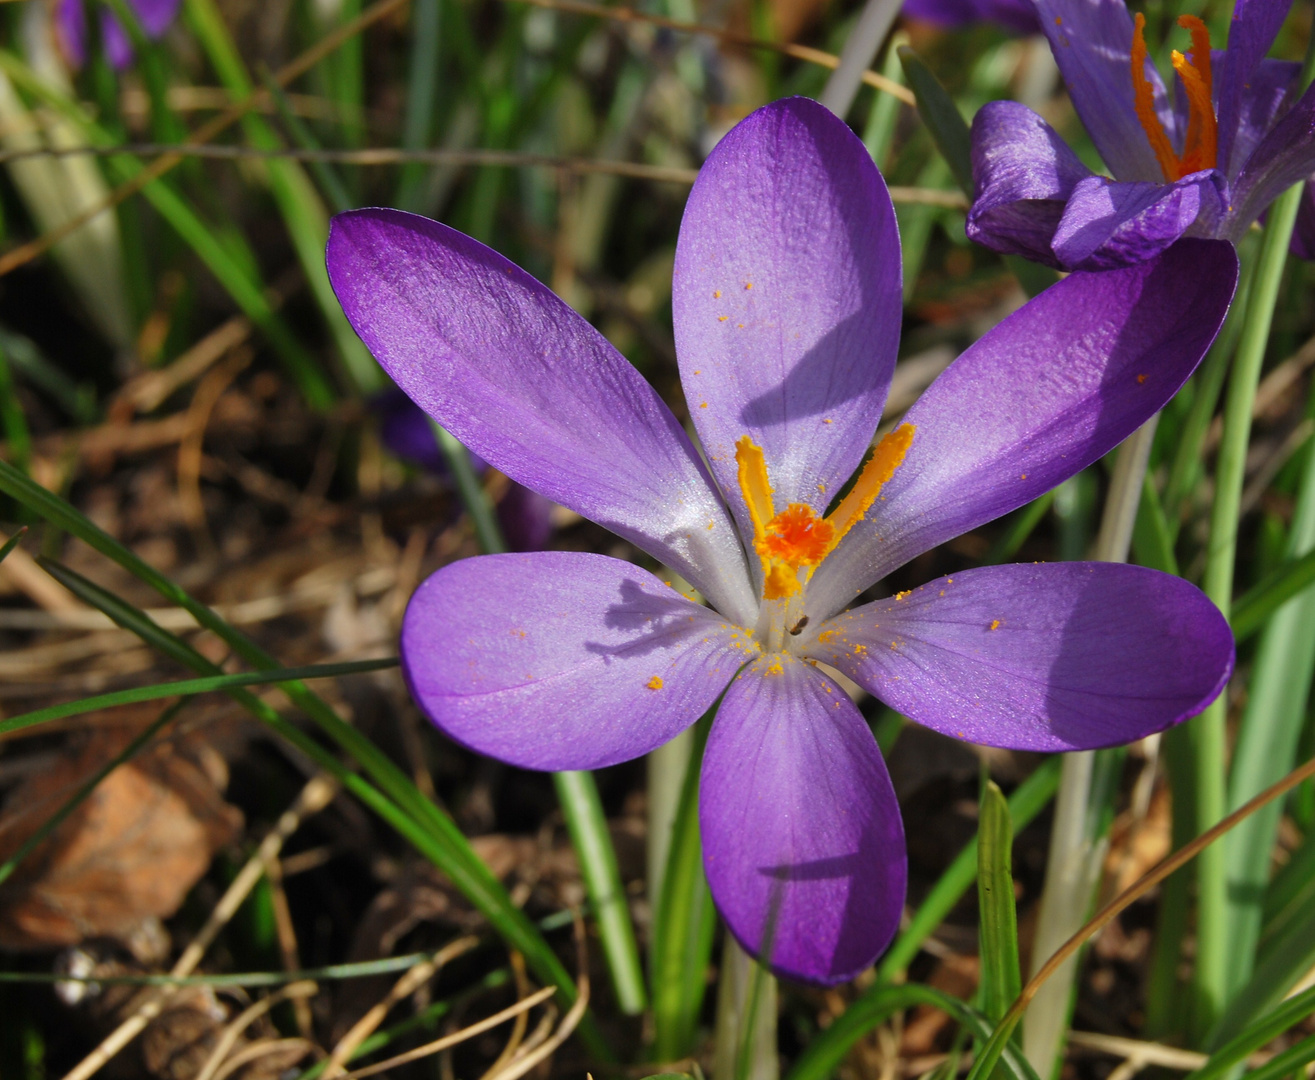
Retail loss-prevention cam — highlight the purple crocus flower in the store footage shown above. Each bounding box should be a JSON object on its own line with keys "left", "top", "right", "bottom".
{"left": 902, "top": 0, "right": 1041, "bottom": 38}
{"left": 967, "top": 0, "right": 1315, "bottom": 270}
{"left": 55, "top": 0, "right": 180, "bottom": 69}
{"left": 326, "top": 97, "right": 1238, "bottom": 984}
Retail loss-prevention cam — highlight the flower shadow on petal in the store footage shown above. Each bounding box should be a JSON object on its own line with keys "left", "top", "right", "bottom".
{"left": 584, "top": 579, "right": 743, "bottom": 661}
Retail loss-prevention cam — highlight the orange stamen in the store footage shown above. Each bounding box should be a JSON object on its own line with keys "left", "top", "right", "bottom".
{"left": 1131, "top": 13, "right": 1181, "bottom": 181}
{"left": 1172, "top": 15, "right": 1216, "bottom": 175}
{"left": 1130, "top": 12, "right": 1217, "bottom": 182}
{"left": 734, "top": 426, "right": 916, "bottom": 602}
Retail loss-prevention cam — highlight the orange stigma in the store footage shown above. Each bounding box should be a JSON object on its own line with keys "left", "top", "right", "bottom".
{"left": 735, "top": 425, "right": 915, "bottom": 601}
{"left": 1131, "top": 13, "right": 1217, "bottom": 181}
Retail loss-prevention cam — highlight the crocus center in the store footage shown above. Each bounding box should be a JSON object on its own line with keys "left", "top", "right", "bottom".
{"left": 735, "top": 424, "right": 915, "bottom": 605}
{"left": 1131, "top": 12, "right": 1217, "bottom": 181}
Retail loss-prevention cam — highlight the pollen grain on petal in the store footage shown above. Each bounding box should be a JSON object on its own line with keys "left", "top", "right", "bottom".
{"left": 646, "top": 676, "right": 664, "bottom": 690}
{"left": 989, "top": 619, "right": 1001, "bottom": 631}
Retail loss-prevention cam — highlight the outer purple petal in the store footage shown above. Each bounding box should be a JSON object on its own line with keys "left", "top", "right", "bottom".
{"left": 1033, "top": 0, "right": 1173, "bottom": 183}
{"left": 966, "top": 101, "right": 1094, "bottom": 268}
{"left": 401, "top": 552, "right": 748, "bottom": 771}
{"left": 902, "top": 0, "right": 1041, "bottom": 36}
{"left": 809, "top": 563, "right": 1233, "bottom": 751}
{"left": 328, "top": 209, "right": 756, "bottom": 624}
{"left": 1050, "top": 172, "right": 1222, "bottom": 270}
{"left": 806, "top": 238, "right": 1237, "bottom": 616}
{"left": 700, "top": 655, "right": 905, "bottom": 984}
{"left": 1216, "top": 0, "right": 1294, "bottom": 174}
{"left": 673, "top": 98, "right": 902, "bottom": 545}
{"left": 1228, "top": 80, "right": 1315, "bottom": 239}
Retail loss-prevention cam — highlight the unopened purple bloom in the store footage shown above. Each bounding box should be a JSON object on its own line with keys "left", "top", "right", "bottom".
{"left": 372, "top": 387, "right": 555, "bottom": 552}
{"left": 56, "top": 0, "right": 180, "bottom": 69}
{"left": 902, "top": 0, "right": 1041, "bottom": 37}
{"left": 967, "top": 0, "right": 1315, "bottom": 270}
{"left": 327, "top": 98, "right": 1238, "bottom": 984}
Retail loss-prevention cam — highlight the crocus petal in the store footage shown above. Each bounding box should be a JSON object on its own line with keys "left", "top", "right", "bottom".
{"left": 1222, "top": 57, "right": 1301, "bottom": 179}
{"left": 1228, "top": 79, "right": 1315, "bottom": 240}
{"left": 401, "top": 552, "right": 749, "bottom": 771}
{"left": 700, "top": 655, "right": 905, "bottom": 984}
{"left": 55, "top": 0, "right": 88, "bottom": 67}
{"left": 673, "top": 97, "right": 902, "bottom": 539}
{"left": 810, "top": 563, "right": 1233, "bottom": 752}
{"left": 328, "top": 208, "right": 757, "bottom": 624}
{"left": 805, "top": 238, "right": 1237, "bottom": 617}
{"left": 1033, "top": 0, "right": 1173, "bottom": 183}
{"left": 902, "top": 0, "right": 1041, "bottom": 36}
{"left": 1050, "top": 172, "right": 1223, "bottom": 270}
{"left": 100, "top": 13, "right": 134, "bottom": 70}
{"left": 966, "top": 101, "right": 1094, "bottom": 269}
{"left": 1216, "top": 0, "right": 1294, "bottom": 173}
{"left": 132, "top": 0, "right": 181, "bottom": 37}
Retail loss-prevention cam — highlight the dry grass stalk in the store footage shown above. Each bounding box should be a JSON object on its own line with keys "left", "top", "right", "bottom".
{"left": 58, "top": 773, "right": 339, "bottom": 1080}
{"left": 323, "top": 935, "right": 482, "bottom": 1075}
{"left": 192, "top": 980, "right": 318, "bottom": 1080}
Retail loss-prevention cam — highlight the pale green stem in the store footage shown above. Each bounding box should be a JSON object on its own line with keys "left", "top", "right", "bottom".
{"left": 714, "top": 937, "right": 779, "bottom": 1080}
{"left": 554, "top": 772, "right": 647, "bottom": 1015}
{"left": 1023, "top": 416, "right": 1158, "bottom": 1077}
{"left": 1191, "top": 182, "right": 1305, "bottom": 1039}
{"left": 647, "top": 727, "right": 695, "bottom": 921}
{"left": 817, "top": 0, "right": 902, "bottom": 119}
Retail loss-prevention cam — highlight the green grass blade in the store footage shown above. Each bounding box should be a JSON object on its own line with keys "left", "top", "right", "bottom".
{"left": 0, "top": 461, "right": 605, "bottom": 1056}
{"left": 786, "top": 984, "right": 1040, "bottom": 1080}
{"left": 1208, "top": 884, "right": 1315, "bottom": 1047}
{"left": 1189, "top": 984, "right": 1315, "bottom": 1078}
{"left": 429, "top": 420, "right": 506, "bottom": 554}
{"left": 860, "top": 34, "right": 907, "bottom": 171}
{"left": 0, "top": 698, "right": 186, "bottom": 888}
{"left": 258, "top": 67, "right": 354, "bottom": 215}
{"left": 0, "top": 50, "right": 333, "bottom": 409}
{"left": 0, "top": 343, "right": 32, "bottom": 475}
{"left": 983, "top": 493, "right": 1055, "bottom": 566}
{"left": 184, "top": 0, "right": 381, "bottom": 396}
{"left": 1230, "top": 547, "right": 1315, "bottom": 642}
{"left": 877, "top": 756, "right": 1061, "bottom": 982}
{"left": 1219, "top": 429, "right": 1315, "bottom": 1000}
{"left": 978, "top": 780, "right": 1021, "bottom": 1027}
{"left": 652, "top": 711, "right": 717, "bottom": 1061}
{"left": 395, "top": 0, "right": 442, "bottom": 211}
{"left": 0, "top": 658, "right": 398, "bottom": 738}
{"left": 1132, "top": 471, "right": 1179, "bottom": 575}
{"left": 1259, "top": 824, "right": 1315, "bottom": 949}
{"left": 554, "top": 771, "right": 647, "bottom": 1015}
{"left": 1237, "top": 1032, "right": 1315, "bottom": 1080}
{"left": 896, "top": 47, "right": 971, "bottom": 195}
{"left": 0, "top": 528, "right": 26, "bottom": 564}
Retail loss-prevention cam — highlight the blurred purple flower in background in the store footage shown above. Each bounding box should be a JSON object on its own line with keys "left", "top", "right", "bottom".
{"left": 372, "top": 387, "right": 556, "bottom": 552}
{"left": 902, "top": 0, "right": 1041, "bottom": 37}
{"left": 967, "top": 0, "right": 1315, "bottom": 270}
{"left": 56, "top": 0, "right": 180, "bottom": 69}
{"left": 327, "top": 98, "right": 1238, "bottom": 984}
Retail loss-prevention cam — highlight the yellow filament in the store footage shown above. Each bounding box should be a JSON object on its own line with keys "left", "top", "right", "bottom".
{"left": 825, "top": 424, "right": 916, "bottom": 547}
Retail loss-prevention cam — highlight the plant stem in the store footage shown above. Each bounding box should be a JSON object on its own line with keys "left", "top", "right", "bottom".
{"left": 1023, "top": 416, "right": 1157, "bottom": 1078}
{"left": 554, "top": 772, "right": 648, "bottom": 1015}
{"left": 714, "top": 937, "right": 778, "bottom": 1080}
{"left": 1191, "top": 182, "right": 1305, "bottom": 1038}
